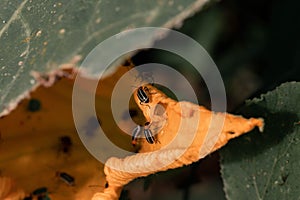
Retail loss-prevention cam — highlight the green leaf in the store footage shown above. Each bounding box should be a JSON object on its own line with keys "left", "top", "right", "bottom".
{"left": 220, "top": 82, "right": 300, "bottom": 200}
{"left": 0, "top": 0, "right": 206, "bottom": 115}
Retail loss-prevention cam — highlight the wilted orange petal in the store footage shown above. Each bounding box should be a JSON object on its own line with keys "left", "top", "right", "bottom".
{"left": 93, "top": 84, "right": 264, "bottom": 199}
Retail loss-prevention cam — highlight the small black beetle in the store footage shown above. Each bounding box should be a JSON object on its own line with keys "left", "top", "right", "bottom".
{"left": 137, "top": 86, "right": 149, "bottom": 104}
{"left": 132, "top": 125, "right": 143, "bottom": 141}
{"left": 144, "top": 128, "right": 155, "bottom": 144}
{"left": 59, "top": 136, "right": 72, "bottom": 154}
{"left": 57, "top": 172, "right": 75, "bottom": 186}
{"left": 32, "top": 187, "right": 48, "bottom": 196}
{"left": 131, "top": 125, "right": 143, "bottom": 146}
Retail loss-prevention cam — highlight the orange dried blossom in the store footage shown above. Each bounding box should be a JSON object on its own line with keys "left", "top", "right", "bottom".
{"left": 92, "top": 84, "right": 264, "bottom": 200}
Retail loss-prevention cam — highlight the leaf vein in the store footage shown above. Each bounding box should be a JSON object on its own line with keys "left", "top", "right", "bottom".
{"left": 0, "top": 0, "right": 28, "bottom": 38}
